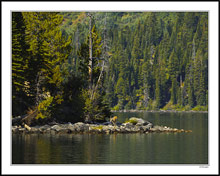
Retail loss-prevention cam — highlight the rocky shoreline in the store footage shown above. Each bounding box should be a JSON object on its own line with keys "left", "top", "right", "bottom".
{"left": 12, "top": 117, "right": 192, "bottom": 135}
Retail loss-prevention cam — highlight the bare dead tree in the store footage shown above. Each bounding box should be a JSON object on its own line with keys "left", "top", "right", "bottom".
{"left": 92, "top": 13, "right": 111, "bottom": 97}
{"left": 87, "top": 12, "right": 94, "bottom": 89}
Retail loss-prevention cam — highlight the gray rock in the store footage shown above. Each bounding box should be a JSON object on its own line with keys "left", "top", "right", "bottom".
{"left": 67, "top": 124, "right": 77, "bottom": 132}
{"left": 12, "top": 126, "right": 19, "bottom": 133}
{"left": 30, "top": 127, "right": 39, "bottom": 133}
{"left": 145, "top": 123, "right": 153, "bottom": 129}
{"left": 59, "top": 128, "right": 71, "bottom": 134}
{"left": 123, "top": 122, "right": 134, "bottom": 129}
{"left": 125, "top": 128, "right": 131, "bottom": 132}
{"left": 40, "top": 125, "right": 51, "bottom": 131}
{"left": 48, "top": 121, "right": 59, "bottom": 126}
{"left": 51, "top": 125, "right": 62, "bottom": 131}
{"left": 119, "top": 126, "right": 126, "bottom": 133}
{"left": 141, "top": 125, "right": 151, "bottom": 132}
{"left": 18, "top": 128, "right": 25, "bottom": 133}
{"left": 73, "top": 122, "right": 89, "bottom": 132}
{"left": 131, "top": 126, "right": 140, "bottom": 132}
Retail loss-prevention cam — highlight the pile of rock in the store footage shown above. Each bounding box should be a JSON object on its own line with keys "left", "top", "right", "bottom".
{"left": 12, "top": 117, "right": 192, "bottom": 134}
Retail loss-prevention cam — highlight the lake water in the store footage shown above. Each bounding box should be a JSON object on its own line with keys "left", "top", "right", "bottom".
{"left": 12, "top": 112, "right": 208, "bottom": 164}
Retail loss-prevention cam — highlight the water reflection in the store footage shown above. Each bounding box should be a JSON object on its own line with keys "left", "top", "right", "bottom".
{"left": 12, "top": 112, "right": 208, "bottom": 164}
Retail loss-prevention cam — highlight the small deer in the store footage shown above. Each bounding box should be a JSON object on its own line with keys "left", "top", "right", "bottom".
{"left": 110, "top": 116, "right": 118, "bottom": 126}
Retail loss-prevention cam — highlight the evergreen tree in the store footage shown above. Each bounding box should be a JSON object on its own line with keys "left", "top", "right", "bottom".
{"left": 171, "top": 77, "right": 178, "bottom": 104}
{"left": 20, "top": 12, "right": 71, "bottom": 122}
{"left": 12, "top": 12, "right": 209, "bottom": 120}
{"left": 12, "top": 12, "right": 29, "bottom": 116}
{"left": 155, "top": 70, "right": 162, "bottom": 109}
{"left": 23, "top": 12, "right": 71, "bottom": 106}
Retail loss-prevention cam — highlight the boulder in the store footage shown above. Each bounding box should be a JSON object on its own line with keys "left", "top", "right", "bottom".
{"left": 66, "top": 124, "right": 77, "bottom": 132}
{"left": 145, "top": 123, "right": 153, "bottom": 129}
{"left": 140, "top": 125, "right": 151, "bottom": 132}
{"left": 18, "top": 128, "right": 25, "bottom": 133}
{"left": 119, "top": 126, "right": 126, "bottom": 133}
{"left": 48, "top": 121, "right": 59, "bottom": 126}
{"left": 51, "top": 124, "right": 62, "bottom": 132}
{"left": 12, "top": 126, "right": 19, "bottom": 133}
{"left": 129, "top": 117, "right": 152, "bottom": 126}
{"left": 73, "top": 122, "right": 89, "bottom": 132}
{"left": 122, "top": 122, "right": 134, "bottom": 129}
{"left": 30, "top": 127, "right": 39, "bottom": 133}
{"left": 59, "top": 128, "right": 71, "bottom": 134}
{"left": 40, "top": 125, "right": 51, "bottom": 131}
{"left": 132, "top": 126, "right": 141, "bottom": 132}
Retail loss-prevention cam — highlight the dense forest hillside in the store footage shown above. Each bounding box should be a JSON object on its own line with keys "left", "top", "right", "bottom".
{"left": 12, "top": 12, "right": 208, "bottom": 124}
{"left": 60, "top": 12, "right": 208, "bottom": 111}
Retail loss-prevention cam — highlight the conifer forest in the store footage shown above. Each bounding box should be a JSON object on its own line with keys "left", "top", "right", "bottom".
{"left": 12, "top": 12, "right": 208, "bottom": 124}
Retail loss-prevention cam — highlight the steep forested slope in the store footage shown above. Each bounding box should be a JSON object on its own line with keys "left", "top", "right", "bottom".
{"left": 60, "top": 12, "right": 208, "bottom": 111}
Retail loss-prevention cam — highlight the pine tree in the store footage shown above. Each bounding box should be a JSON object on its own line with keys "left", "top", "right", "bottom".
{"left": 171, "top": 77, "right": 178, "bottom": 104}
{"left": 23, "top": 12, "right": 71, "bottom": 102}
{"left": 59, "top": 12, "right": 208, "bottom": 111}
{"left": 155, "top": 70, "right": 162, "bottom": 109}
{"left": 168, "top": 49, "right": 179, "bottom": 80}
{"left": 12, "top": 12, "right": 29, "bottom": 116}
{"left": 20, "top": 12, "right": 71, "bottom": 122}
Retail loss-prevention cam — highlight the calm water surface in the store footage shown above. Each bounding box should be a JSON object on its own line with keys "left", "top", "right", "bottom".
{"left": 12, "top": 112, "right": 208, "bottom": 164}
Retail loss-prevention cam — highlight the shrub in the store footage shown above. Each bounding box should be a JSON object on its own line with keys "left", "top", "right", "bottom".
{"left": 112, "top": 104, "right": 120, "bottom": 111}
{"left": 36, "top": 96, "right": 54, "bottom": 119}
{"left": 192, "top": 105, "right": 208, "bottom": 111}
{"left": 182, "top": 104, "right": 192, "bottom": 111}
{"left": 82, "top": 89, "right": 112, "bottom": 123}
{"left": 151, "top": 100, "right": 159, "bottom": 110}
{"left": 124, "top": 118, "right": 138, "bottom": 125}
{"left": 52, "top": 74, "right": 85, "bottom": 123}
{"left": 124, "top": 101, "right": 133, "bottom": 110}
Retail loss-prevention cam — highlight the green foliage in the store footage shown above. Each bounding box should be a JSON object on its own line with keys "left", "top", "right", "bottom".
{"left": 155, "top": 72, "right": 162, "bottom": 109}
{"left": 162, "top": 102, "right": 188, "bottom": 111}
{"left": 192, "top": 105, "right": 208, "bottom": 111}
{"left": 112, "top": 104, "right": 120, "bottom": 111}
{"left": 22, "top": 12, "right": 71, "bottom": 101}
{"left": 36, "top": 96, "right": 54, "bottom": 119}
{"left": 52, "top": 74, "right": 85, "bottom": 123}
{"left": 98, "top": 12, "right": 208, "bottom": 111}
{"left": 12, "top": 12, "right": 30, "bottom": 116}
{"left": 82, "top": 89, "right": 111, "bottom": 123}
{"left": 91, "top": 125, "right": 104, "bottom": 130}
{"left": 12, "top": 12, "right": 208, "bottom": 125}
{"left": 12, "top": 12, "right": 73, "bottom": 121}
{"left": 76, "top": 23, "right": 111, "bottom": 122}
{"left": 182, "top": 105, "right": 192, "bottom": 111}
{"left": 124, "top": 119, "right": 138, "bottom": 125}
{"left": 171, "top": 77, "right": 178, "bottom": 104}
